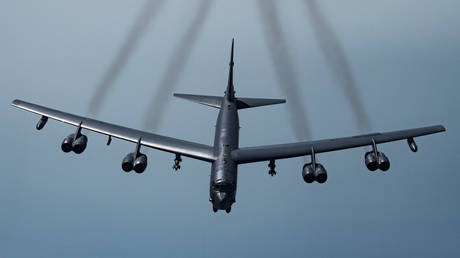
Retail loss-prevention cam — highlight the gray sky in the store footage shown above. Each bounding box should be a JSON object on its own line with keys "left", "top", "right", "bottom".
{"left": 1, "top": 0, "right": 459, "bottom": 257}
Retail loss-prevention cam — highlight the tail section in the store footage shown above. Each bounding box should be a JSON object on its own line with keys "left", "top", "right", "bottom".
{"left": 225, "top": 39, "right": 236, "bottom": 101}
{"left": 173, "top": 93, "right": 223, "bottom": 109}
{"left": 174, "top": 93, "right": 285, "bottom": 110}
{"left": 174, "top": 39, "right": 286, "bottom": 109}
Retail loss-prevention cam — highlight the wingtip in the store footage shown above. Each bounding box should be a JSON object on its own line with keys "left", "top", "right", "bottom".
{"left": 11, "top": 99, "right": 21, "bottom": 107}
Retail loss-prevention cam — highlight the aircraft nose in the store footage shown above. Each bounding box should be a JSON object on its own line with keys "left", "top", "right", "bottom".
{"left": 215, "top": 191, "right": 227, "bottom": 203}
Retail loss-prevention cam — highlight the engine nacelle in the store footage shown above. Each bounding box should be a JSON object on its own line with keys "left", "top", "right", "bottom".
{"left": 365, "top": 151, "right": 379, "bottom": 171}
{"left": 133, "top": 154, "right": 148, "bottom": 173}
{"left": 302, "top": 163, "right": 327, "bottom": 183}
{"left": 314, "top": 163, "right": 327, "bottom": 184}
{"left": 61, "top": 134, "right": 75, "bottom": 153}
{"left": 377, "top": 152, "right": 390, "bottom": 171}
{"left": 72, "top": 134, "right": 88, "bottom": 154}
{"left": 122, "top": 152, "right": 136, "bottom": 172}
{"left": 302, "top": 164, "right": 315, "bottom": 183}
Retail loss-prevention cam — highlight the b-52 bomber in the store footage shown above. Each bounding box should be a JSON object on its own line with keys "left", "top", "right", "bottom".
{"left": 12, "top": 39, "right": 445, "bottom": 213}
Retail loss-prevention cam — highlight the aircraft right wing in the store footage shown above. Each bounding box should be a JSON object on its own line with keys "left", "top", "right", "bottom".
{"left": 231, "top": 125, "right": 446, "bottom": 164}
{"left": 12, "top": 99, "right": 216, "bottom": 162}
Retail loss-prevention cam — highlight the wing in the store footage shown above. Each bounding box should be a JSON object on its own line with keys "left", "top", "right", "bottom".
{"left": 232, "top": 125, "right": 446, "bottom": 164}
{"left": 12, "top": 99, "right": 216, "bottom": 162}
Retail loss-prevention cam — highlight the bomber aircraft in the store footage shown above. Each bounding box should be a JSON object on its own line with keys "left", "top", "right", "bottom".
{"left": 12, "top": 39, "right": 445, "bottom": 213}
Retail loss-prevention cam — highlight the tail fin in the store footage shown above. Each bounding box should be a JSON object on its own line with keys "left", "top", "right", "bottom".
{"left": 225, "top": 39, "right": 236, "bottom": 101}
{"left": 174, "top": 39, "right": 286, "bottom": 110}
{"left": 174, "top": 93, "right": 285, "bottom": 110}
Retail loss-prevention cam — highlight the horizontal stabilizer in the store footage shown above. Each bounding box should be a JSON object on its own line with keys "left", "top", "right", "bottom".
{"left": 173, "top": 94, "right": 223, "bottom": 109}
{"left": 236, "top": 97, "right": 286, "bottom": 109}
{"left": 174, "top": 93, "right": 286, "bottom": 110}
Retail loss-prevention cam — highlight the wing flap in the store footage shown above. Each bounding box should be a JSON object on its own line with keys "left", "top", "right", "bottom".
{"left": 232, "top": 125, "right": 446, "bottom": 164}
{"left": 12, "top": 99, "right": 216, "bottom": 162}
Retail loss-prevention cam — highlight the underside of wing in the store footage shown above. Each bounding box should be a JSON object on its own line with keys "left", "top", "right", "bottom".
{"left": 232, "top": 125, "right": 446, "bottom": 164}
{"left": 12, "top": 99, "right": 216, "bottom": 162}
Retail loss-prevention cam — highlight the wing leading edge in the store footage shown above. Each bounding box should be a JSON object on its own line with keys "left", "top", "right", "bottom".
{"left": 12, "top": 99, "right": 216, "bottom": 162}
{"left": 232, "top": 125, "right": 446, "bottom": 164}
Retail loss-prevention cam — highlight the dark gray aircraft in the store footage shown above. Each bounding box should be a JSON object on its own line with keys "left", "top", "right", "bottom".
{"left": 12, "top": 40, "right": 445, "bottom": 213}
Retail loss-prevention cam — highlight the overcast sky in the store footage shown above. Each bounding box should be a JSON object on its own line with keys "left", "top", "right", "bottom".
{"left": 1, "top": 0, "right": 459, "bottom": 257}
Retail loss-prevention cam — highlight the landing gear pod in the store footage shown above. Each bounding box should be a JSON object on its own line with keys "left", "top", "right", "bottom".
{"left": 36, "top": 116, "right": 48, "bottom": 130}
{"left": 407, "top": 138, "right": 418, "bottom": 152}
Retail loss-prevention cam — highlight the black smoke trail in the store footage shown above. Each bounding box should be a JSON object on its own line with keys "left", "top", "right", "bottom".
{"left": 258, "top": 0, "right": 312, "bottom": 141}
{"left": 143, "top": 0, "right": 213, "bottom": 131}
{"left": 304, "top": 0, "right": 372, "bottom": 132}
{"left": 88, "top": 0, "right": 166, "bottom": 116}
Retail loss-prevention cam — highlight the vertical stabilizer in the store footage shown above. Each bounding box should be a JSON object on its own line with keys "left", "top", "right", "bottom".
{"left": 226, "top": 39, "right": 236, "bottom": 100}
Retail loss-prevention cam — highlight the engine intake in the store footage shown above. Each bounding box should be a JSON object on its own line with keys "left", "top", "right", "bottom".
{"left": 302, "top": 163, "right": 315, "bottom": 183}
{"left": 302, "top": 163, "right": 328, "bottom": 184}
{"left": 133, "top": 154, "right": 148, "bottom": 173}
{"left": 314, "top": 164, "right": 327, "bottom": 184}
{"left": 365, "top": 151, "right": 379, "bottom": 171}
{"left": 122, "top": 152, "right": 136, "bottom": 172}
{"left": 122, "top": 152, "right": 148, "bottom": 173}
{"left": 365, "top": 139, "right": 390, "bottom": 172}
{"left": 61, "top": 134, "right": 75, "bottom": 153}
{"left": 72, "top": 135, "right": 88, "bottom": 154}
{"left": 377, "top": 152, "right": 390, "bottom": 171}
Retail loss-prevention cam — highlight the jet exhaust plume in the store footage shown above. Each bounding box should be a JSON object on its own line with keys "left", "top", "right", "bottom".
{"left": 143, "top": 0, "right": 213, "bottom": 131}
{"left": 88, "top": 0, "right": 165, "bottom": 116}
{"left": 258, "top": 0, "right": 312, "bottom": 141}
{"left": 304, "top": 0, "right": 372, "bottom": 132}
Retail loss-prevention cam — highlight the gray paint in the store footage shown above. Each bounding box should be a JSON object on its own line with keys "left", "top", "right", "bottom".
{"left": 11, "top": 40, "right": 445, "bottom": 213}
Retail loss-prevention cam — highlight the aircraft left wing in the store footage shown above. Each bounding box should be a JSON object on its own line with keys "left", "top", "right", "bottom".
{"left": 11, "top": 99, "right": 216, "bottom": 162}
{"left": 232, "top": 125, "right": 446, "bottom": 164}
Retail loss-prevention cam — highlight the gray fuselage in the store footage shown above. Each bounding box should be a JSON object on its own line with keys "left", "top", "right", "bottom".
{"left": 209, "top": 96, "right": 239, "bottom": 211}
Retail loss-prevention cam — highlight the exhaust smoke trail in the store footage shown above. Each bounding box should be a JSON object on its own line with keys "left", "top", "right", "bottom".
{"left": 143, "top": 0, "right": 213, "bottom": 131}
{"left": 304, "top": 0, "right": 372, "bottom": 132}
{"left": 88, "top": 0, "right": 166, "bottom": 116}
{"left": 258, "top": 0, "right": 312, "bottom": 141}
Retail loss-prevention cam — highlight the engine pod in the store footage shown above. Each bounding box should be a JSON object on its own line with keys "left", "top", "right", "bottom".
{"left": 72, "top": 135, "right": 88, "bottom": 154}
{"left": 133, "top": 154, "right": 148, "bottom": 173}
{"left": 314, "top": 163, "right": 327, "bottom": 184}
{"left": 302, "top": 163, "right": 315, "bottom": 183}
{"left": 61, "top": 133, "right": 75, "bottom": 153}
{"left": 122, "top": 152, "right": 136, "bottom": 172}
{"left": 377, "top": 152, "right": 390, "bottom": 171}
{"left": 365, "top": 151, "right": 379, "bottom": 171}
